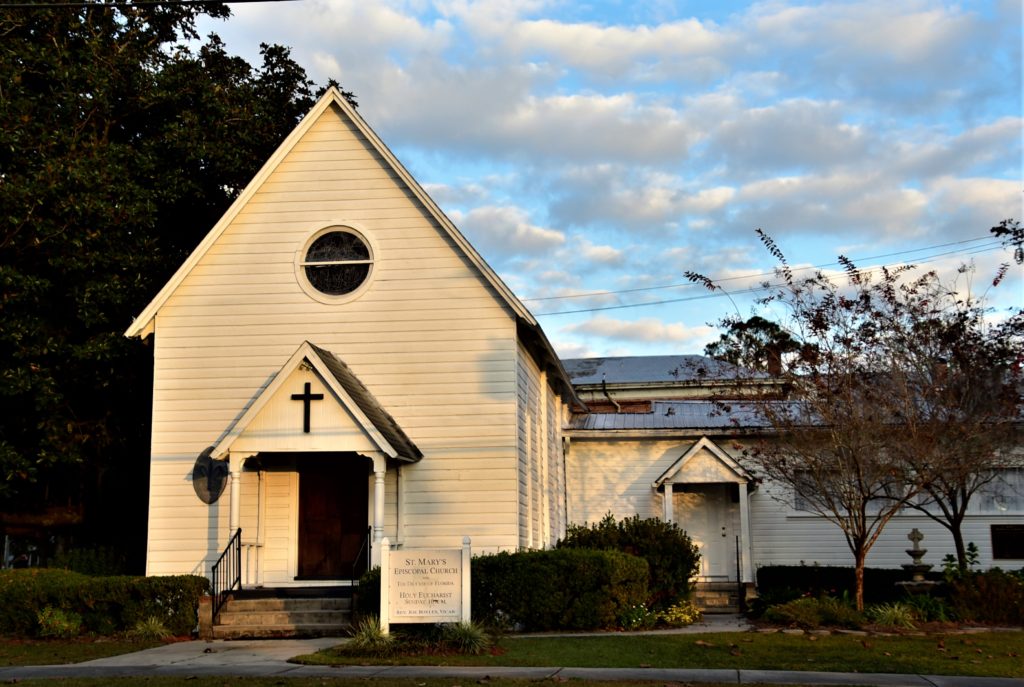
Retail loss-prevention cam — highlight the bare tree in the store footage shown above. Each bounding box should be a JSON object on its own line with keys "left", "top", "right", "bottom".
{"left": 881, "top": 273, "right": 1022, "bottom": 570}
{"left": 691, "top": 229, "right": 1023, "bottom": 608}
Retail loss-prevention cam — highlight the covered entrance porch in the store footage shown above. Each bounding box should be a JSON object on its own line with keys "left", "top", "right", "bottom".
{"left": 652, "top": 437, "right": 755, "bottom": 587}
{"left": 206, "top": 341, "right": 422, "bottom": 599}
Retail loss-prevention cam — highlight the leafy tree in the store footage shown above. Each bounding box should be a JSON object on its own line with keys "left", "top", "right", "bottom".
{"left": 0, "top": 3, "right": 344, "bottom": 564}
{"left": 703, "top": 315, "right": 800, "bottom": 374}
{"left": 688, "top": 229, "right": 1022, "bottom": 608}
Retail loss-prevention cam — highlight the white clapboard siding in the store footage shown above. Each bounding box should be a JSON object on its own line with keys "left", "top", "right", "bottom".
{"left": 565, "top": 438, "right": 679, "bottom": 525}
{"left": 749, "top": 479, "right": 1023, "bottom": 570}
{"left": 514, "top": 342, "right": 565, "bottom": 550}
{"left": 146, "top": 101, "right": 523, "bottom": 576}
{"left": 566, "top": 435, "right": 1023, "bottom": 571}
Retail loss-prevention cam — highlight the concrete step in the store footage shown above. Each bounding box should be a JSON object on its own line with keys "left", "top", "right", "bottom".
{"left": 217, "top": 610, "right": 348, "bottom": 626}
{"left": 225, "top": 597, "right": 350, "bottom": 613}
{"left": 694, "top": 583, "right": 741, "bottom": 614}
{"left": 215, "top": 596, "right": 352, "bottom": 639}
{"left": 211, "top": 622, "right": 348, "bottom": 639}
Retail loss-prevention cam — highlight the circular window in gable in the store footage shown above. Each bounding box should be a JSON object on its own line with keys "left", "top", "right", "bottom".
{"left": 297, "top": 227, "right": 373, "bottom": 301}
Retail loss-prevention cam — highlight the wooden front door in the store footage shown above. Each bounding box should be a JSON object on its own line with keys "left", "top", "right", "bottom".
{"left": 297, "top": 458, "right": 368, "bottom": 579}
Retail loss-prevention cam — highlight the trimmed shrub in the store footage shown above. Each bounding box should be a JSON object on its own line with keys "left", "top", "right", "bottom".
{"left": 763, "top": 596, "right": 863, "bottom": 629}
{"left": 358, "top": 548, "right": 649, "bottom": 632}
{"left": 763, "top": 597, "right": 824, "bottom": 628}
{"left": 948, "top": 569, "right": 1024, "bottom": 624}
{"left": 558, "top": 514, "right": 700, "bottom": 609}
{"left": 472, "top": 548, "right": 648, "bottom": 631}
{"left": 36, "top": 606, "right": 81, "bottom": 638}
{"left": 0, "top": 569, "right": 209, "bottom": 637}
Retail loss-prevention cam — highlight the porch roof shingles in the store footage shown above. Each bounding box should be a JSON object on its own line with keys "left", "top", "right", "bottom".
{"left": 306, "top": 343, "right": 423, "bottom": 461}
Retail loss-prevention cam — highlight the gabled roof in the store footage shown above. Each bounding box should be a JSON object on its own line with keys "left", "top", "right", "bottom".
{"left": 212, "top": 341, "right": 422, "bottom": 462}
{"left": 652, "top": 436, "right": 753, "bottom": 486}
{"left": 124, "top": 87, "right": 535, "bottom": 339}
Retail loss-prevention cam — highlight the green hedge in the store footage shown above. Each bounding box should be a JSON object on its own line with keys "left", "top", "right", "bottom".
{"left": 473, "top": 549, "right": 648, "bottom": 631}
{"left": 357, "top": 548, "right": 649, "bottom": 631}
{"left": 949, "top": 569, "right": 1024, "bottom": 624}
{"left": 755, "top": 565, "right": 943, "bottom": 604}
{"left": 558, "top": 514, "right": 700, "bottom": 609}
{"left": 0, "top": 569, "right": 209, "bottom": 637}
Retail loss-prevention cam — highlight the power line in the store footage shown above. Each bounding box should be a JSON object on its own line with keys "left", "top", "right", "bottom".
{"left": 532, "top": 240, "right": 1010, "bottom": 317}
{"left": 523, "top": 235, "right": 999, "bottom": 303}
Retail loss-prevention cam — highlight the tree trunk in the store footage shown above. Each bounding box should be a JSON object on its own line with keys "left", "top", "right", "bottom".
{"left": 854, "top": 550, "right": 867, "bottom": 611}
{"left": 952, "top": 521, "right": 968, "bottom": 573}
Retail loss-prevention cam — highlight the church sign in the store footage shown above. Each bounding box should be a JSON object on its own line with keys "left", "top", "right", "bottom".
{"left": 379, "top": 537, "right": 471, "bottom": 633}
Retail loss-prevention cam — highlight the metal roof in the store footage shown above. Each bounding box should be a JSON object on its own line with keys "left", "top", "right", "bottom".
{"left": 569, "top": 401, "right": 771, "bottom": 431}
{"left": 561, "top": 355, "right": 763, "bottom": 385}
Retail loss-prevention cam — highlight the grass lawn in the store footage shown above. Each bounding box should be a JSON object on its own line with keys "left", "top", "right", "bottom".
{"left": 293, "top": 630, "right": 1024, "bottom": 678}
{"left": 0, "top": 638, "right": 164, "bottom": 666}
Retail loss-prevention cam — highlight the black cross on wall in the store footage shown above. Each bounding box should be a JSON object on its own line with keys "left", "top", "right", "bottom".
{"left": 291, "top": 381, "right": 324, "bottom": 433}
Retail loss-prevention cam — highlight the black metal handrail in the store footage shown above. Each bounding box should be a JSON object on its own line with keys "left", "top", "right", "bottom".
{"left": 212, "top": 528, "right": 242, "bottom": 619}
{"left": 351, "top": 525, "right": 372, "bottom": 585}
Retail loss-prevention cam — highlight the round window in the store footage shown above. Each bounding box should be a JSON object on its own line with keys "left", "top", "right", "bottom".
{"left": 298, "top": 229, "right": 373, "bottom": 297}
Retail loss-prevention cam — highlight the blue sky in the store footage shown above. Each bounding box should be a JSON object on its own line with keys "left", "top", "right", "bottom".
{"left": 200, "top": 0, "right": 1022, "bottom": 358}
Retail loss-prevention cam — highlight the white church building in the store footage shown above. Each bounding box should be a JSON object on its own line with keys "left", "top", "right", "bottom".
{"left": 126, "top": 89, "right": 1022, "bottom": 601}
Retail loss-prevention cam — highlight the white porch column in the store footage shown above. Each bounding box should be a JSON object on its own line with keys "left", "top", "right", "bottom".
{"left": 738, "top": 481, "right": 753, "bottom": 583}
{"left": 228, "top": 453, "right": 245, "bottom": 536}
{"left": 372, "top": 455, "right": 386, "bottom": 566}
{"left": 662, "top": 483, "right": 674, "bottom": 523}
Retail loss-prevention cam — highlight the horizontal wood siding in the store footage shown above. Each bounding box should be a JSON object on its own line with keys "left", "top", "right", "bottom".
{"left": 515, "top": 343, "right": 565, "bottom": 549}
{"left": 565, "top": 438, "right": 676, "bottom": 526}
{"left": 147, "top": 103, "right": 520, "bottom": 576}
{"left": 749, "top": 479, "right": 1024, "bottom": 570}
{"left": 566, "top": 435, "right": 1023, "bottom": 570}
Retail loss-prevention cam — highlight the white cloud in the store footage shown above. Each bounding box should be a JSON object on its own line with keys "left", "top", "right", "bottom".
{"left": 551, "top": 339, "right": 600, "bottom": 359}
{"left": 453, "top": 205, "right": 565, "bottom": 261}
{"left": 422, "top": 181, "right": 490, "bottom": 206}
{"left": 704, "top": 99, "right": 870, "bottom": 173}
{"left": 201, "top": 0, "right": 1021, "bottom": 349}
{"left": 575, "top": 238, "right": 625, "bottom": 267}
{"left": 563, "top": 315, "right": 716, "bottom": 344}
{"left": 549, "top": 165, "right": 734, "bottom": 231}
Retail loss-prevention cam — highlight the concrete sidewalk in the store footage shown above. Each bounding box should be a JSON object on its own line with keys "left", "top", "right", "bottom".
{"left": 0, "top": 626, "right": 1020, "bottom": 687}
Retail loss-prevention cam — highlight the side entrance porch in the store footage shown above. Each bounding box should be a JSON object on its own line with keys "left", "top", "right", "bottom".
{"left": 565, "top": 432, "right": 757, "bottom": 612}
